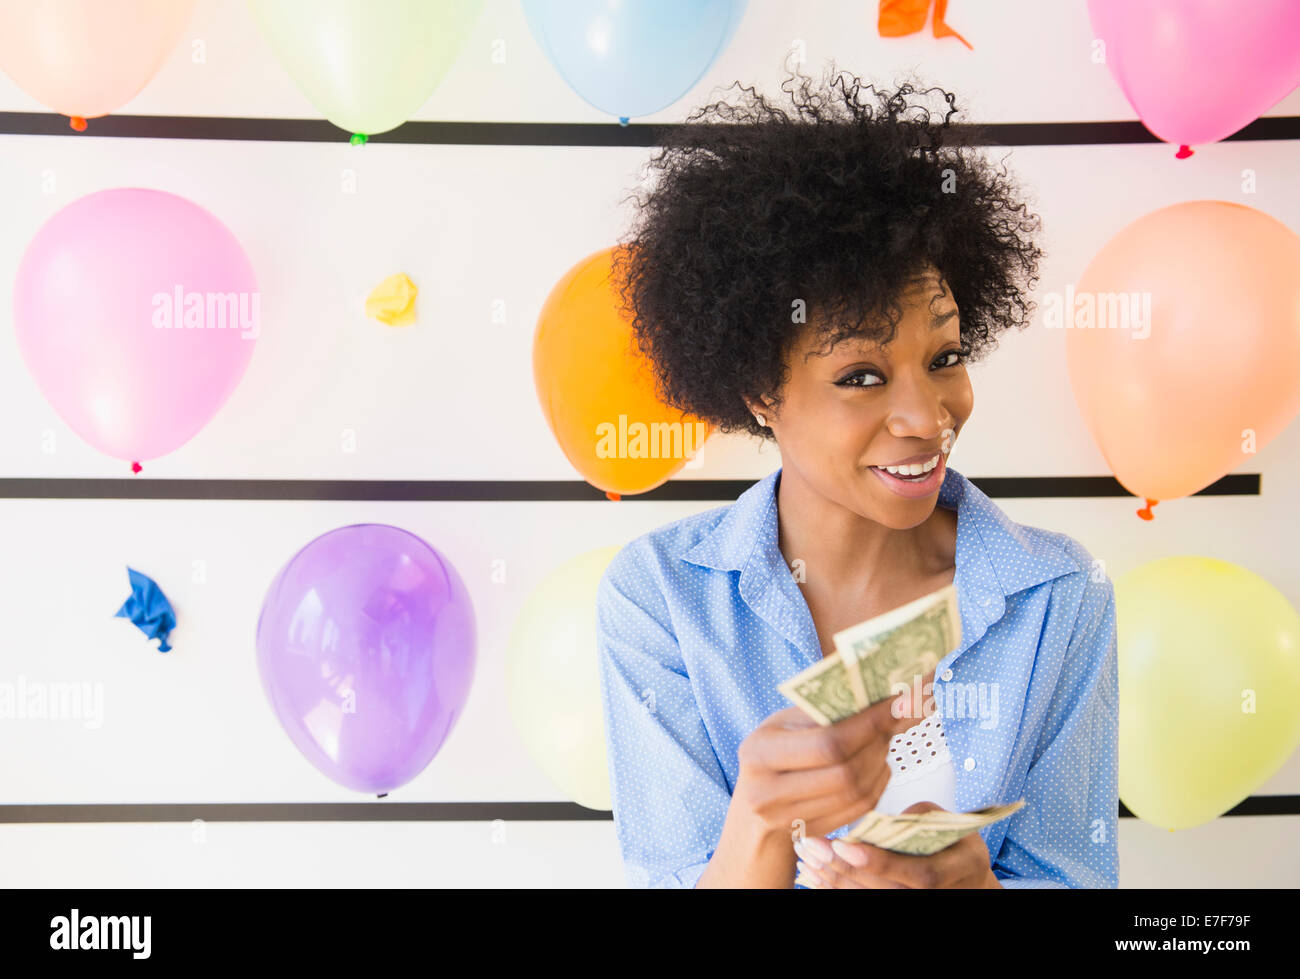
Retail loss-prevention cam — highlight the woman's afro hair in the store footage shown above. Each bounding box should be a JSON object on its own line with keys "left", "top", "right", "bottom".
{"left": 611, "top": 62, "right": 1045, "bottom": 439}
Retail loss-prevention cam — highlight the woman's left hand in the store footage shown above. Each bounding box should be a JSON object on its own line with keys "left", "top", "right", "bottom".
{"left": 795, "top": 801, "right": 1003, "bottom": 889}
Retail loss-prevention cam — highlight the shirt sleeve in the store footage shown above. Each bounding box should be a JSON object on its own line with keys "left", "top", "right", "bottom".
{"left": 992, "top": 570, "right": 1120, "bottom": 889}
{"left": 595, "top": 548, "right": 735, "bottom": 888}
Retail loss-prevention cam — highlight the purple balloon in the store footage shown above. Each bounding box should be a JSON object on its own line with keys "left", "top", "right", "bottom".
{"left": 256, "top": 524, "right": 476, "bottom": 794}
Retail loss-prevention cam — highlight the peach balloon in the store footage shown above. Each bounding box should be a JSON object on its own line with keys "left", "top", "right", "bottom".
{"left": 1065, "top": 201, "right": 1300, "bottom": 508}
{"left": 0, "top": 0, "right": 196, "bottom": 127}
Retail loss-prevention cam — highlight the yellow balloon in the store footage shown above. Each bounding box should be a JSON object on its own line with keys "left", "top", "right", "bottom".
{"left": 248, "top": 0, "right": 483, "bottom": 137}
{"left": 506, "top": 546, "right": 622, "bottom": 811}
{"left": 1117, "top": 556, "right": 1300, "bottom": 830}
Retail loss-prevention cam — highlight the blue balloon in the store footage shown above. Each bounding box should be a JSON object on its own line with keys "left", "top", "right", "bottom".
{"left": 522, "top": 0, "right": 748, "bottom": 122}
{"left": 115, "top": 567, "right": 176, "bottom": 652}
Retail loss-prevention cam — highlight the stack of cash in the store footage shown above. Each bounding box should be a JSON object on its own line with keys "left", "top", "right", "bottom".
{"left": 839, "top": 799, "right": 1026, "bottom": 853}
{"left": 776, "top": 583, "right": 1025, "bottom": 878}
{"left": 792, "top": 801, "right": 1026, "bottom": 886}
{"left": 778, "top": 582, "right": 961, "bottom": 726}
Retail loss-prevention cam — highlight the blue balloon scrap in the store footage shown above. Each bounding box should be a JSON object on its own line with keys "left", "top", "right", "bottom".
{"left": 115, "top": 567, "right": 176, "bottom": 652}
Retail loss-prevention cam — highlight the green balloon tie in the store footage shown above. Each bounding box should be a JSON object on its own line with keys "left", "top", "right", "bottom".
{"left": 350, "top": 133, "right": 368, "bottom": 145}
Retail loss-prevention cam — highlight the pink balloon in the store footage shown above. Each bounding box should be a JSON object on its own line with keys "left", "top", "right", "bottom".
{"left": 1088, "top": 0, "right": 1300, "bottom": 149}
{"left": 0, "top": 0, "right": 196, "bottom": 124}
{"left": 13, "top": 188, "right": 259, "bottom": 467}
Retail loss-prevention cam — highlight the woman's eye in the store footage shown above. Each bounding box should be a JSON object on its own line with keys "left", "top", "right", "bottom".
{"left": 837, "top": 349, "right": 967, "bottom": 387}
{"left": 837, "top": 370, "right": 882, "bottom": 387}
{"left": 934, "top": 348, "right": 967, "bottom": 369}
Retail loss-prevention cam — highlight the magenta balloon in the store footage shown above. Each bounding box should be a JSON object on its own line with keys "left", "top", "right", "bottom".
{"left": 13, "top": 188, "right": 258, "bottom": 466}
{"left": 256, "top": 524, "right": 477, "bottom": 794}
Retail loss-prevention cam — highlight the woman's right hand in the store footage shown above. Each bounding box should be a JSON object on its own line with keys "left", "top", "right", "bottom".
{"left": 731, "top": 673, "right": 936, "bottom": 841}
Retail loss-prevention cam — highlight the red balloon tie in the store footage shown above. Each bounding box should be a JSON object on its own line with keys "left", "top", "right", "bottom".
{"left": 1136, "top": 498, "right": 1158, "bottom": 520}
{"left": 1175, "top": 144, "right": 1193, "bottom": 159}
{"left": 69, "top": 116, "right": 87, "bottom": 132}
{"left": 605, "top": 491, "right": 620, "bottom": 502}
{"left": 131, "top": 461, "right": 142, "bottom": 474}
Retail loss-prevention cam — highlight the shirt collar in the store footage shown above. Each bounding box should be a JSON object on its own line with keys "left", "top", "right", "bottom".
{"left": 681, "top": 465, "right": 1081, "bottom": 662}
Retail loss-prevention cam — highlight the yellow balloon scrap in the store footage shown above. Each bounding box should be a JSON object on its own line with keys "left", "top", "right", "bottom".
{"left": 365, "top": 273, "right": 418, "bottom": 326}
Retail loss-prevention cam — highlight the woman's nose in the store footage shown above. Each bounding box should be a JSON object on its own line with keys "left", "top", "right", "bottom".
{"left": 883, "top": 370, "right": 948, "bottom": 439}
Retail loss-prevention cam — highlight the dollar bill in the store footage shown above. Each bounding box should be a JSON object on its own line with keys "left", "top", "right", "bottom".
{"left": 778, "top": 582, "right": 961, "bottom": 725}
{"left": 833, "top": 583, "right": 960, "bottom": 708}
{"left": 842, "top": 800, "right": 1025, "bottom": 856}
{"left": 793, "top": 801, "right": 1025, "bottom": 885}
{"left": 777, "top": 654, "right": 861, "bottom": 725}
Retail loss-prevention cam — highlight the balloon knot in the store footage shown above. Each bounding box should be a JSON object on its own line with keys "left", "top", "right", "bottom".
{"left": 350, "top": 133, "right": 368, "bottom": 145}
{"left": 617, "top": 116, "right": 630, "bottom": 127}
{"left": 605, "top": 491, "right": 621, "bottom": 502}
{"left": 131, "top": 461, "right": 142, "bottom": 474}
{"left": 69, "top": 116, "right": 87, "bottom": 132}
{"left": 1136, "top": 498, "right": 1158, "bottom": 520}
{"left": 1175, "top": 144, "right": 1193, "bottom": 159}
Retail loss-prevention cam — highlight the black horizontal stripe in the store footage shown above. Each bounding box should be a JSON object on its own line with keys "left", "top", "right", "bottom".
{"left": 0, "top": 801, "right": 609, "bottom": 823}
{"left": 1118, "top": 795, "right": 1300, "bottom": 819}
{"left": 0, "top": 473, "right": 1261, "bottom": 502}
{"left": 2, "top": 111, "right": 1298, "bottom": 146}
{"left": 1, "top": 796, "right": 1296, "bottom": 823}
{"left": 972, "top": 473, "right": 1259, "bottom": 499}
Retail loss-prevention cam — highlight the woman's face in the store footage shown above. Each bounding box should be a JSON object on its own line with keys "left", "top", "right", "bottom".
{"left": 754, "top": 271, "right": 974, "bottom": 529}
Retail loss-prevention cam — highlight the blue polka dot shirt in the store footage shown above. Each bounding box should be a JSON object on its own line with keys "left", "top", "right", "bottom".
{"left": 595, "top": 465, "right": 1119, "bottom": 889}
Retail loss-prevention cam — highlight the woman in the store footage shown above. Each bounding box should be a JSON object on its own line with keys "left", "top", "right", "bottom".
{"left": 595, "top": 68, "right": 1118, "bottom": 889}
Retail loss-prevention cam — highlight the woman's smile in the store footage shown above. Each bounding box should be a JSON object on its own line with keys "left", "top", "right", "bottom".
{"left": 869, "top": 450, "right": 947, "bottom": 499}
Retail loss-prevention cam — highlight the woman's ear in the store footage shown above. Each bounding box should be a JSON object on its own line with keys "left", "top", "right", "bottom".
{"left": 743, "top": 395, "right": 773, "bottom": 429}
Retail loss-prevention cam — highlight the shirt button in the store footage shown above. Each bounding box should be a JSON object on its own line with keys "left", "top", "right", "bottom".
{"left": 963, "top": 757, "right": 976, "bottom": 771}
{"left": 941, "top": 668, "right": 953, "bottom": 682}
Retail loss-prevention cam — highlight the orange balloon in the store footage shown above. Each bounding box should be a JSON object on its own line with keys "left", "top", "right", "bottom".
{"left": 1065, "top": 201, "right": 1300, "bottom": 504}
{"left": 533, "top": 247, "right": 711, "bottom": 496}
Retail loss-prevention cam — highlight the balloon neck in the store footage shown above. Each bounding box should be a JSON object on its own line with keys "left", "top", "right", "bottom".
{"left": 605, "top": 491, "right": 621, "bottom": 501}
{"left": 617, "top": 116, "right": 629, "bottom": 127}
{"left": 69, "top": 116, "right": 87, "bottom": 132}
{"left": 1175, "top": 144, "right": 1193, "bottom": 159}
{"left": 1136, "top": 498, "right": 1158, "bottom": 520}
{"left": 350, "top": 133, "right": 368, "bottom": 145}
{"left": 131, "top": 461, "right": 142, "bottom": 474}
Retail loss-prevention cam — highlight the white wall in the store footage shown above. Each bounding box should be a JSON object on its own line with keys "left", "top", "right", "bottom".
{"left": 1, "top": 0, "right": 1298, "bottom": 887}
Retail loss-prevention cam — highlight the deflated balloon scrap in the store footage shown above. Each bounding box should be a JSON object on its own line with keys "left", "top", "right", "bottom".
{"left": 114, "top": 567, "right": 176, "bottom": 652}
{"left": 878, "top": 0, "right": 972, "bottom": 49}
{"left": 365, "top": 273, "right": 418, "bottom": 326}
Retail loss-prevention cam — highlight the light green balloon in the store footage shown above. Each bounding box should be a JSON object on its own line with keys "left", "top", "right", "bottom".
{"left": 506, "top": 546, "right": 622, "bottom": 811}
{"left": 248, "top": 0, "right": 483, "bottom": 136}
{"left": 1117, "top": 556, "right": 1300, "bottom": 830}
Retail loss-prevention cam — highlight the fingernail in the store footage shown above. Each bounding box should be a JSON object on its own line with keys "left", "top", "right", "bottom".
{"left": 793, "top": 839, "right": 823, "bottom": 868}
{"left": 796, "top": 835, "right": 834, "bottom": 864}
{"left": 796, "top": 863, "right": 822, "bottom": 887}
